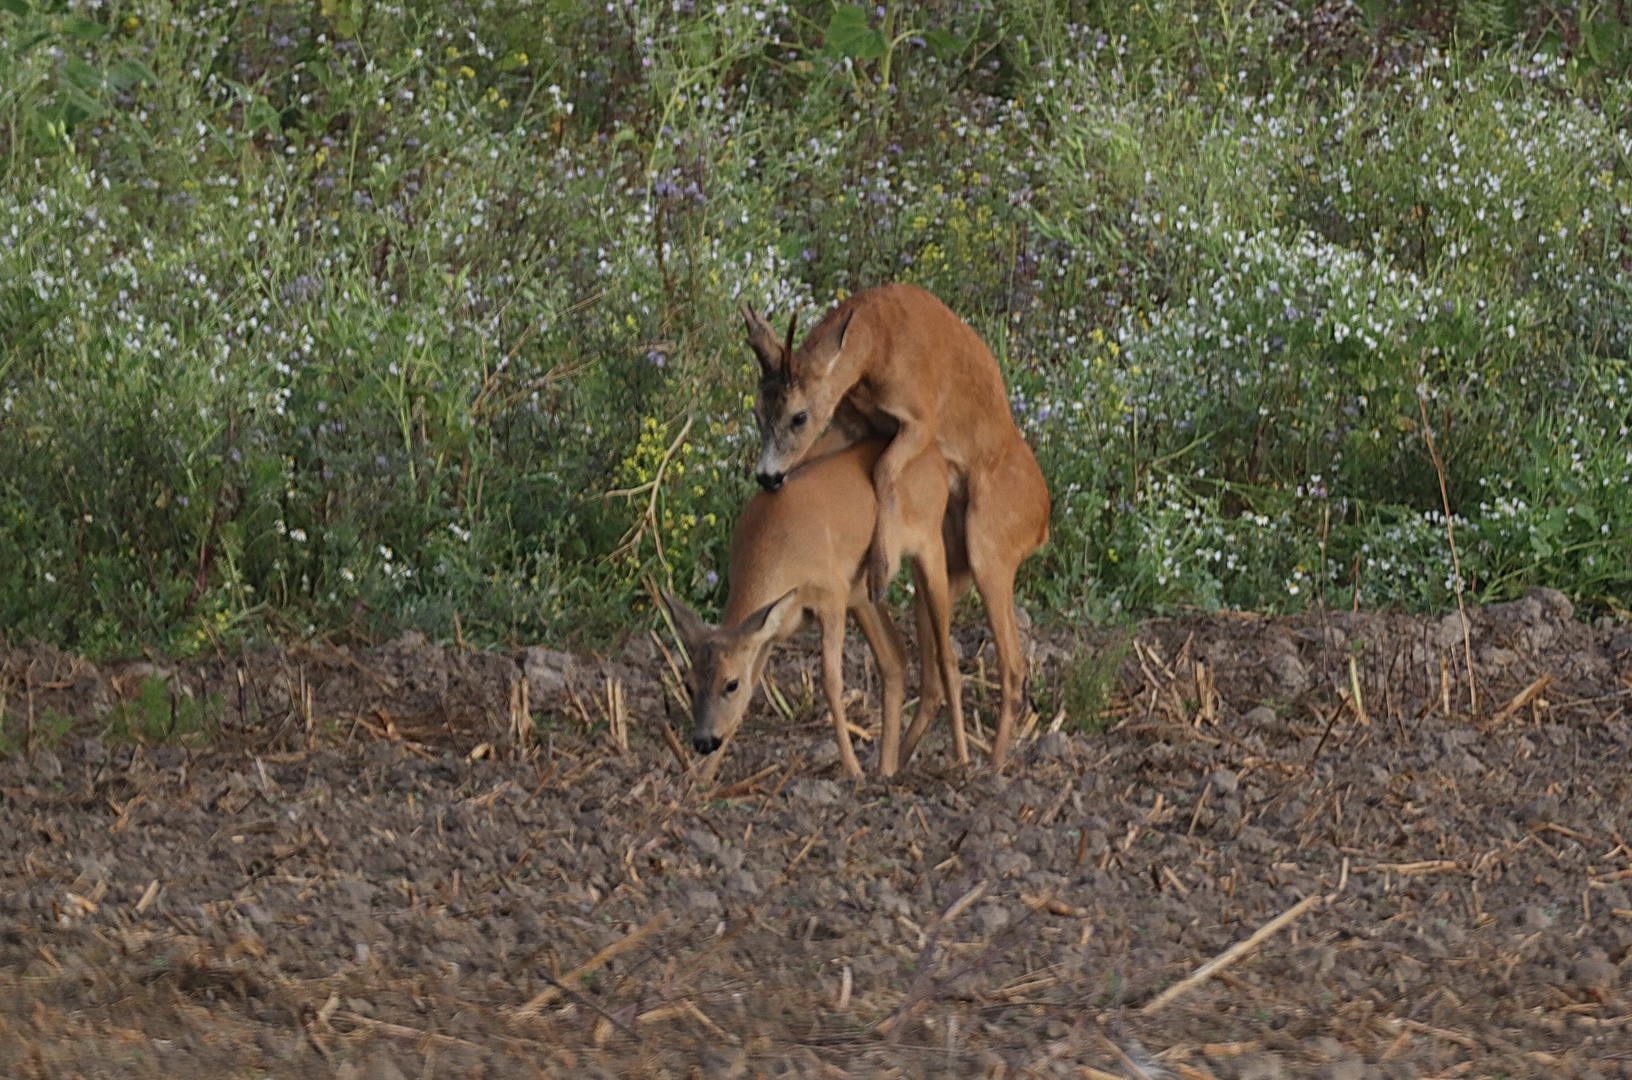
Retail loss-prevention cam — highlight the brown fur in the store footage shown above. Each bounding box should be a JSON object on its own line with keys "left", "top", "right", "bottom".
{"left": 663, "top": 439, "right": 965, "bottom": 778}
{"left": 743, "top": 283, "right": 1049, "bottom": 768}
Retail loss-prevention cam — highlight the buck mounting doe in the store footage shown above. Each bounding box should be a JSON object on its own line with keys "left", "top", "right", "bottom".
{"left": 742, "top": 283, "right": 1050, "bottom": 768}
{"left": 662, "top": 438, "right": 965, "bottom": 778}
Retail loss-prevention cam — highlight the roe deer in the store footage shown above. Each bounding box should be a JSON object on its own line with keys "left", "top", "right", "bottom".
{"left": 742, "top": 283, "right": 1049, "bottom": 768}
{"left": 661, "top": 439, "right": 964, "bottom": 778}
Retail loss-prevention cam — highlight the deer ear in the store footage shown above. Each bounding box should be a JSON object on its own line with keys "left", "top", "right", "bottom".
{"left": 794, "top": 306, "right": 855, "bottom": 378}
{"left": 660, "top": 591, "right": 711, "bottom": 656}
{"left": 736, "top": 588, "right": 801, "bottom": 646}
{"left": 741, "top": 302, "right": 786, "bottom": 380}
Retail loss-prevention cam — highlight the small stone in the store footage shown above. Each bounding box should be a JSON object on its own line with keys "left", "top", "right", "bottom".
{"left": 392, "top": 630, "right": 427, "bottom": 653}
{"left": 360, "top": 1053, "right": 408, "bottom": 1080}
{"left": 975, "top": 903, "right": 1011, "bottom": 936}
{"left": 787, "top": 778, "right": 843, "bottom": 806}
{"left": 32, "top": 750, "right": 62, "bottom": 781}
{"left": 1321, "top": 1061, "right": 1365, "bottom": 1080}
{"left": 687, "top": 828, "right": 723, "bottom": 860}
{"left": 701, "top": 1047, "right": 747, "bottom": 1080}
{"left": 1541, "top": 724, "right": 1570, "bottom": 747}
{"left": 1518, "top": 794, "right": 1559, "bottom": 822}
{"left": 78, "top": 737, "right": 106, "bottom": 764}
{"left": 686, "top": 888, "right": 722, "bottom": 913}
{"left": 1207, "top": 768, "right": 1240, "bottom": 795}
{"left": 1237, "top": 825, "right": 1276, "bottom": 853}
{"left": 1032, "top": 730, "right": 1073, "bottom": 762}
{"left": 1307, "top": 1037, "right": 1346, "bottom": 1061}
{"left": 1265, "top": 654, "right": 1308, "bottom": 694}
{"left": 1518, "top": 905, "right": 1553, "bottom": 930}
{"left": 523, "top": 647, "right": 576, "bottom": 701}
{"left": 724, "top": 870, "right": 760, "bottom": 898}
{"left": 1237, "top": 1052, "right": 1284, "bottom": 1080}
{"left": 1434, "top": 611, "right": 1469, "bottom": 650}
{"left": 1525, "top": 586, "right": 1574, "bottom": 621}
{"left": 1572, "top": 959, "right": 1620, "bottom": 989}
{"left": 1242, "top": 706, "right": 1279, "bottom": 730}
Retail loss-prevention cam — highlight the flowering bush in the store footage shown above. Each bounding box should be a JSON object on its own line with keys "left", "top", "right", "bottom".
{"left": 0, "top": 0, "right": 1626, "bottom": 656}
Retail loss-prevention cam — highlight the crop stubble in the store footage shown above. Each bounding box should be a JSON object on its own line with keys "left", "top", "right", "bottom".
{"left": 2, "top": 596, "right": 1632, "bottom": 1078}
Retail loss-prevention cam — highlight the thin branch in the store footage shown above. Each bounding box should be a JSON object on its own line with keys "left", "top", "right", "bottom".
{"left": 1416, "top": 377, "right": 1477, "bottom": 715}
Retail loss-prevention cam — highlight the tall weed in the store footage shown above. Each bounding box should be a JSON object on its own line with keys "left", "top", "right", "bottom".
{"left": 0, "top": 0, "right": 1626, "bottom": 658}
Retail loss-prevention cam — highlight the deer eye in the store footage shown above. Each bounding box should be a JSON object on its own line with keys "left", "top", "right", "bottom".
{"left": 723, "top": 679, "right": 740, "bottom": 695}
{"left": 790, "top": 412, "right": 808, "bottom": 429}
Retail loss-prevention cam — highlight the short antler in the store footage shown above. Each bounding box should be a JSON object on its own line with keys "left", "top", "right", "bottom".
{"left": 740, "top": 302, "right": 786, "bottom": 379}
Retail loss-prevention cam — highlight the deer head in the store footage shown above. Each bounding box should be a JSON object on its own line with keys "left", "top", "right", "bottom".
{"left": 661, "top": 589, "right": 802, "bottom": 754}
{"left": 741, "top": 301, "right": 855, "bottom": 491}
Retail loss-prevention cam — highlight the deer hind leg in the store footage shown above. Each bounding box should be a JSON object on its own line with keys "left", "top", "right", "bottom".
{"left": 963, "top": 462, "right": 1044, "bottom": 770}
{"left": 818, "top": 606, "right": 864, "bottom": 778}
{"left": 850, "top": 599, "right": 907, "bottom": 776}
{"left": 898, "top": 552, "right": 966, "bottom": 766}
{"left": 898, "top": 565, "right": 940, "bottom": 764}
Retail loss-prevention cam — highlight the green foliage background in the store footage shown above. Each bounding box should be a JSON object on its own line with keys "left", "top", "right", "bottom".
{"left": 1, "top": 0, "right": 1629, "bottom": 657}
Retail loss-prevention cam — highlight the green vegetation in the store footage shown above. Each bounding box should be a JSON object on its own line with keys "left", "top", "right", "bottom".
{"left": 1047, "top": 635, "right": 1127, "bottom": 735}
{"left": 100, "top": 674, "right": 219, "bottom": 743}
{"left": 1, "top": 0, "right": 1628, "bottom": 658}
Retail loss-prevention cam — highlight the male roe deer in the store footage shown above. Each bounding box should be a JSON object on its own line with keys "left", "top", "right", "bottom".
{"left": 661, "top": 439, "right": 965, "bottom": 778}
{"left": 742, "top": 283, "right": 1049, "bottom": 768}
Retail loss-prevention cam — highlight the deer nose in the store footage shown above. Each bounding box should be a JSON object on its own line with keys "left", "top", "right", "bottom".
{"left": 756, "top": 471, "right": 785, "bottom": 492}
{"left": 694, "top": 734, "right": 723, "bottom": 755}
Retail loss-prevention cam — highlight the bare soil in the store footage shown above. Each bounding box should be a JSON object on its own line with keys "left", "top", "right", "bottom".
{"left": 4, "top": 590, "right": 1632, "bottom": 1079}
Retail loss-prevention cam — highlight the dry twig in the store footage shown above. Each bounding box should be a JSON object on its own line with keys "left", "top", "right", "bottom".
{"left": 1142, "top": 893, "right": 1322, "bottom": 1013}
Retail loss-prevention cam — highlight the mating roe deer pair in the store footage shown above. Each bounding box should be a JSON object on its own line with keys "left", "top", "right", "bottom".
{"left": 662, "top": 283, "right": 1050, "bottom": 776}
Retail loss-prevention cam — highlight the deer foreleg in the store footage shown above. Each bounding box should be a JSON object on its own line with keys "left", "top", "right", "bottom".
{"left": 850, "top": 599, "right": 906, "bottom": 777}
{"left": 819, "top": 608, "right": 864, "bottom": 778}
{"left": 865, "top": 419, "right": 930, "bottom": 603}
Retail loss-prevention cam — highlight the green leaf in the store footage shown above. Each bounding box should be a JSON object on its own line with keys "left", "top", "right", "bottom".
{"left": 63, "top": 16, "right": 109, "bottom": 41}
{"left": 243, "top": 96, "right": 281, "bottom": 134}
{"left": 1582, "top": 19, "right": 1627, "bottom": 68}
{"left": 823, "top": 5, "right": 886, "bottom": 61}
{"left": 62, "top": 57, "right": 101, "bottom": 91}
{"left": 923, "top": 28, "right": 963, "bottom": 62}
{"left": 0, "top": 0, "right": 32, "bottom": 17}
{"left": 107, "top": 58, "right": 160, "bottom": 90}
{"left": 62, "top": 84, "right": 104, "bottom": 120}
{"left": 319, "top": 0, "right": 357, "bottom": 38}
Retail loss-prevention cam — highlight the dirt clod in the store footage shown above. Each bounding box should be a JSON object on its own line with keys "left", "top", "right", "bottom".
{"left": 3, "top": 606, "right": 1632, "bottom": 1077}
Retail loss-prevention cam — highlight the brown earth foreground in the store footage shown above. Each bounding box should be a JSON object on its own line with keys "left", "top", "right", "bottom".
{"left": 4, "top": 591, "right": 1632, "bottom": 1079}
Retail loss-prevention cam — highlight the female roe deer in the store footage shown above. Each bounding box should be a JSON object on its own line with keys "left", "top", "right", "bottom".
{"left": 662, "top": 439, "right": 965, "bottom": 778}
{"left": 742, "top": 284, "right": 1049, "bottom": 768}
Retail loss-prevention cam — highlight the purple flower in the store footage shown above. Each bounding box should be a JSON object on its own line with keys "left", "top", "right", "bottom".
{"left": 705, "top": 570, "right": 719, "bottom": 587}
{"left": 646, "top": 350, "right": 667, "bottom": 368}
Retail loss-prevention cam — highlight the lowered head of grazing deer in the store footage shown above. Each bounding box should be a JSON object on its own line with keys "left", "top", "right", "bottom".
{"left": 661, "top": 589, "right": 800, "bottom": 755}
{"left": 742, "top": 302, "right": 862, "bottom": 492}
